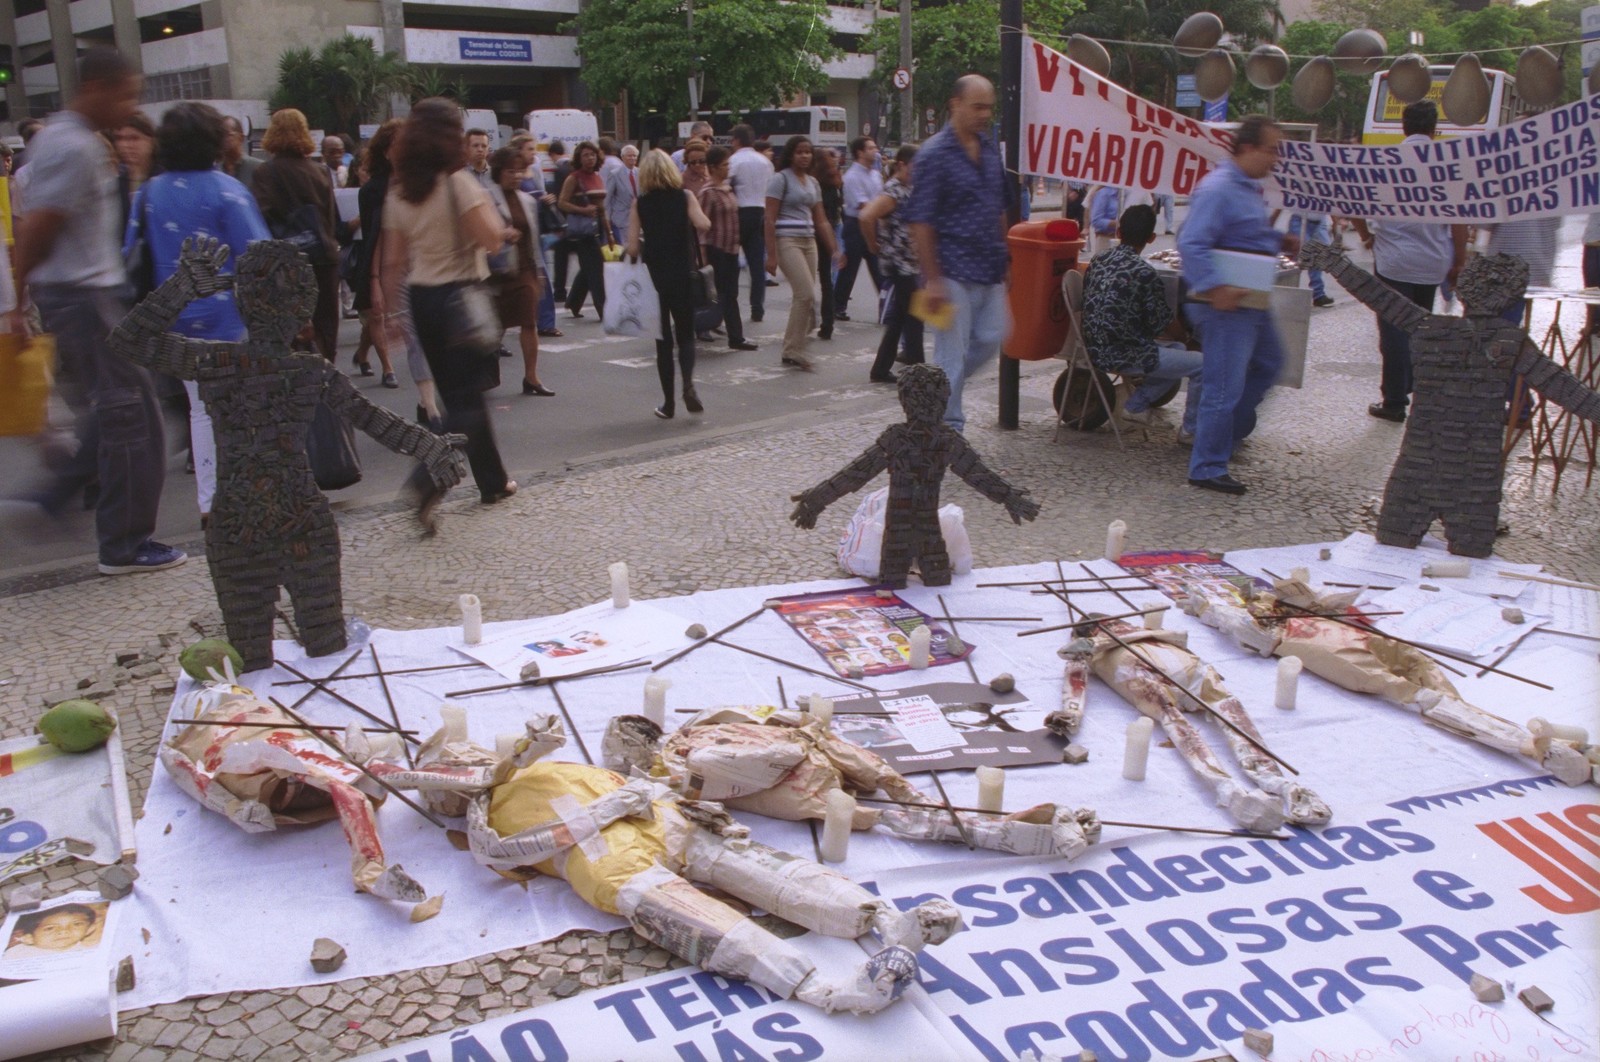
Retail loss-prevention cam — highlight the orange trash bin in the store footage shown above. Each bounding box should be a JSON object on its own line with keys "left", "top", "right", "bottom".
{"left": 1004, "top": 219, "right": 1084, "bottom": 361}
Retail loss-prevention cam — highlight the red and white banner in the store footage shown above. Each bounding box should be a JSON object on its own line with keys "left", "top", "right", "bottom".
{"left": 1021, "top": 35, "right": 1600, "bottom": 223}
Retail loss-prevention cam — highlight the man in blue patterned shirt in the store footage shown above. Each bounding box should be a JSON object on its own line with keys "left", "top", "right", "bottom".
{"left": 904, "top": 75, "right": 1010, "bottom": 433}
{"left": 1178, "top": 115, "right": 1300, "bottom": 496}
{"left": 1082, "top": 205, "right": 1202, "bottom": 439}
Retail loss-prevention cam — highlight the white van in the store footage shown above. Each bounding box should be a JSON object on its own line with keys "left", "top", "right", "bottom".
{"left": 525, "top": 108, "right": 600, "bottom": 182}
{"left": 462, "top": 110, "right": 512, "bottom": 150}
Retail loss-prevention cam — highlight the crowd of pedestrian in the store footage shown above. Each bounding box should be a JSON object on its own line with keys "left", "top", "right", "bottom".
{"left": 12, "top": 45, "right": 1589, "bottom": 585}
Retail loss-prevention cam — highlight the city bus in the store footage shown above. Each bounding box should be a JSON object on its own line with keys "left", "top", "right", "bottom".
{"left": 1361, "top": 66, "right": 1521, "bottom": 145}
{"left": 659, "top": 106, "right": 849, "bottom": 151}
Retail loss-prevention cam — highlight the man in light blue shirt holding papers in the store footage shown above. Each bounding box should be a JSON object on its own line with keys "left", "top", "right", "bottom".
{"left": 1178, "top": 115, "right": 1300, "bottom": 496}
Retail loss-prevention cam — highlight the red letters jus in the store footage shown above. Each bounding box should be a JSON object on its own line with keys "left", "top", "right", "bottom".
{"left": 1477, "top": 803, "right": 1600, "bottom": 914}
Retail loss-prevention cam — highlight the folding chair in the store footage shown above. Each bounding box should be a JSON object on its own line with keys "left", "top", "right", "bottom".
{"left": 1052, "top": 268, "right": 1129, "bottom": 450}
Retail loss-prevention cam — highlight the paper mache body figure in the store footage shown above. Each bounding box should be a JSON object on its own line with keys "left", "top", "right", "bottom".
{"left": 366, "top": 711, "right": 963, "bottom": 1015}
{"left": 160, "top": 679, "right": 425, "bottom": 903}
{"left": 109, "top": 239, "right": 466, "bottom": 673}
{"left": 1058, "top": 617, "right": 1328, "bottom": 834}
{"left": 1180, "top": 575, "right": 1599, "bottom": 787}
{"left": 790, "top": 365, "right": 1040, "bottom": 588}
{"left": 1299, "top": 243, "right": 1600, "bottom": 557}
{"left": 601, "top": 708, "right": 1101, "bottom": 860}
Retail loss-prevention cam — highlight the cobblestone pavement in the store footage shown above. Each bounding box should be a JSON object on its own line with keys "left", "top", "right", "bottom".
{"left": 4, "top": 266, "right": 1598, "bottom": 1060}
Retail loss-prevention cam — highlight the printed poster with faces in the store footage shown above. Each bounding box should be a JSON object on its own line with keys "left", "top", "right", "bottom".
{"left": 0, "top": 889, "right": 121, "bottom": 1058}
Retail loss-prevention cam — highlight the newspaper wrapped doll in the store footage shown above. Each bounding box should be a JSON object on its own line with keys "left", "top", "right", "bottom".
{"left": 1180, "top": 575, "right": 1599, "bottom": 787}
{"left": 603, "top": 708, "right": 1100, "bottom": 860}
{"left": 367, "top": 711, "right": 963, "bottom": 1015}
{"left": 159, "top": 678, "right": 425, "bottom": 902}
{"left": 1073, "top": 617, "right": 1331, "bottom": 833}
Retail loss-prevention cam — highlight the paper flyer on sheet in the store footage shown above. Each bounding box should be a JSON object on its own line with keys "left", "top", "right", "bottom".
{"left": 459, "top": 601, "right": 687, "bottom": 680}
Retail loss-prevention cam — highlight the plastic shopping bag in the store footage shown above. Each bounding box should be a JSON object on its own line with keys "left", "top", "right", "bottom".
{"left": 836, "top": 487, "right": 973, "bottom": 579}
{"left": 0, "top": 333, "right": 54, "bottom": 437}
{"left": 602, "top": 260, "right": 660, "bottom": 337}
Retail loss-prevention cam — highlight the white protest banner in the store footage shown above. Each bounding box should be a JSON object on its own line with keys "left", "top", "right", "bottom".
{"left": 1022, "top": 35, "right": 1600, "bottom": 224}
{"left": 350, "top": 935, "right": 966, "bottom": 1062}
{"left": 0, "top": 735, "right": 125, "bottom": 884}
{"left": 862, "top": 773, "right": 1600, "bottom": 1062}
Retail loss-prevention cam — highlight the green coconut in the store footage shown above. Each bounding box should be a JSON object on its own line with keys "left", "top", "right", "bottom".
{"left": 39, "top": 700, "right": 117, "bottom": 752}
{"left": 179, "top": 638, "right": 245, "bottom": 681}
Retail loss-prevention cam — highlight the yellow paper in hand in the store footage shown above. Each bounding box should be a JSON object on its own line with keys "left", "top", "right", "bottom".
{"left": 910, "top": 290, "right": 955, "bottom": 330}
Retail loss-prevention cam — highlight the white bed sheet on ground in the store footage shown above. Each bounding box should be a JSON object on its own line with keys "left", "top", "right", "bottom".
{"left": 115, "top": 554, "right": 1600, "bottom": 1009}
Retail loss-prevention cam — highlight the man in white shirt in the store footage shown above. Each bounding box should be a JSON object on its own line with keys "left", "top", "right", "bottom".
{"left": 726, "top": 123, "right": 775, "bottom": 323}
{"left": 672, "top": 122, "right": 713, "bottom": 170}
{"left": 605, "top": 141, "right": 638, "bottom": 244}
{"left": 1350, "top": 101, "right": 1467, "bottom": 423}
{"left": 834, "top": 136, "right": 884, "bottom": 321}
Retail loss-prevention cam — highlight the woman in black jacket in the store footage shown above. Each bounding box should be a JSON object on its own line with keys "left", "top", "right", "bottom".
{"left": 627, "top": 149, "right": 711, "bottom": 420}
{"left": 252, "top": 108, "right": 341, "bottom": 360}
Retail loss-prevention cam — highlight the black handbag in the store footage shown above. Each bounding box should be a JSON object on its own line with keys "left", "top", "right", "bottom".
{"left": 441, "top": 176, "right": 503, "bottom": 391}
{"left": 125, "top": 193, "right": 155, "bottom": 300}
{"left": 306, "top": 398, "right": 361, "bottom": 490}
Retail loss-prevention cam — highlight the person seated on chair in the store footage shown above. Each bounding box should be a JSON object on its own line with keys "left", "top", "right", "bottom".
{"left": 1081, "top": 204, "right": 1203, "bottom": 440}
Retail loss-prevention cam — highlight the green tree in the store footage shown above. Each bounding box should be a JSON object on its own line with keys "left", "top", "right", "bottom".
{"left": 269, "top": 35, "right": 410, "bottom": 138}
{"left": 863, "top": 0, "right": 1081, "bottom": 140}
{"left": 567, "top": 0, "right": 842, "bottom": 117}
{"left": 407, "top": 66, "right": 474, "bottom": 106}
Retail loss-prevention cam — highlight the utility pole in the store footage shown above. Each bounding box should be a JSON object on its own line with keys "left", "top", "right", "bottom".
{"left": 900, "top": 0, "right": 913, "bottom": 142}
{"left": 998, "top": 0, "right": 1023, "bottom": 430}
{"left": 687, "top": 0, "right": 699, "bottom": 119}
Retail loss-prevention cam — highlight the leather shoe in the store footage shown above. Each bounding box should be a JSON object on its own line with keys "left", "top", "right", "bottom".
{"left": 729, "top": 340, "right": 758, "bottom": 351}
{"left": 1189, "top": 474, "right": 1247, "bottom": 495}
{"left": 683, "top": 386, "right": 703, "bottom": 413}
{"left": 1367, "top": 403, "right": 1406, "bottom": 422}
{"left": 522, "top": 379, "right": 555, "bottom": 396}
{"left": 834, "top": 311, "right": 851, "bottom": 322}
{"left": 869, "top": 372, "right": 897, "bottom": 384}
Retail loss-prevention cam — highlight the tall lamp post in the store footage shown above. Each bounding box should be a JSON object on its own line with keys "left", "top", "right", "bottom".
{"left": 997, "top": 0, "right": 1023, "bottom": 429}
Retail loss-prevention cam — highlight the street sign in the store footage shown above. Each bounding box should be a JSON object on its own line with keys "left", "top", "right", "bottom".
{"left": 1585, "top": 5, "right": 1600, "bottom": 74}
{"left": 892, "top": 66, "right": 912, "bottom": 91}
{"left": 1175, "top": 73, "right": 1201, "bottom": 109}
{"left": 1203, "top": 95, "right": 1229, "bottom": 122}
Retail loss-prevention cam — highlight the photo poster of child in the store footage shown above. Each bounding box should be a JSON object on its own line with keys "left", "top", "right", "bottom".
{"left": 770, "top": 588, "right": 973, "bottom": 678}
{"left": 1114, "top": 549, "right": 1268, "bottom": 608}
{"left": 0, "top": 891, "right": 115, "bottom": 981}
{"left": 0, "top": 890, "right": 121, "bottom": 1056}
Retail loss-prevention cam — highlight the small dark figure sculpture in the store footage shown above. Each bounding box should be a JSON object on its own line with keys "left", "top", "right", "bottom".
{"left": 790, "top": 365, "right": 1040, "bottom": 587}
{"left": 1301, "top": 242, "right": 1600, "bottom": 557}
{"left": 110, "top": 239, "right": 465, "bottom": 671}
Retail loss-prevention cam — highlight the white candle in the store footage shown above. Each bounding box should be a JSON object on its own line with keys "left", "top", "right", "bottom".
{"left": 459, "top": 594, "right": 483, "bottom": 645}
{"left": 909, "top": 626, "right": 932, "bottom": 669}
{"left": 1122, "top": 717, "right": 1155, "bottom": 781}
{"left": 820, "top": 789, "right": 855, "bottom": 862}
{"left": 609, "top": 562, "right": 631, "bottom": 608}
{"left": 1421, "top": 558, "right": 1471, "bottom": 578}
{"left": 1290, "top": 567, "right": 1310, "bottom": 584}
{"left": 1275, "top": 656, "right": 1303, "bottom": 710}
{"left": 1144, "top": 607, "right": 1167, "bottom": 630}
{"left": 642, "top": 676, "right": 670, "bottom": 726}
{"left": 1529, "top": 717, "right": 1589, "bottom": 744}
{"left": 976, "top": 766, "right": 1006, "bottom": 812}
{"left": 1105, "top": 520, "right": 1127, "bottom": 562}
{"left": 810, "top": 695, "right": 834, "bottom": 726}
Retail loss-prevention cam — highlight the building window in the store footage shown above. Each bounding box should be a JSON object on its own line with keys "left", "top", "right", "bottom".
{"left": 28, "top": 91, "right": 61, "bottom": 113}
{"left": 143, "top": 68, "right": 213, "bottom": 103}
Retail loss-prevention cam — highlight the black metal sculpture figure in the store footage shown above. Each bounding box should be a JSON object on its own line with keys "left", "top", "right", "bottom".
{"left": 109, "top": 238, "right": 465, "bottom": 671}
{"left": 790, "top": 365, "right": 1040, "bottom": 587}
{"left": 1300, "top": 242, "right": 1600, "bottom": 557}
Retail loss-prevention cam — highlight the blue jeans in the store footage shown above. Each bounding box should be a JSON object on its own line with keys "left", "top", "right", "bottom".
{"left": 1287, "top": 215, "right": 1329, "bottom": 299}
{"left": 931, "top": 279, "right": 1009, "bottom": 433}
{"left": 1186, "top": 304, "right": 1284, "bottom": 480}
{"left": 32, "top": 283, "right": 166, "bottom": 565}
{"left": 537, "top": 236, "right": 557, "bottom": 332}
{"left": 1124, "top": 340, "right": 1203, "bottom": 434}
